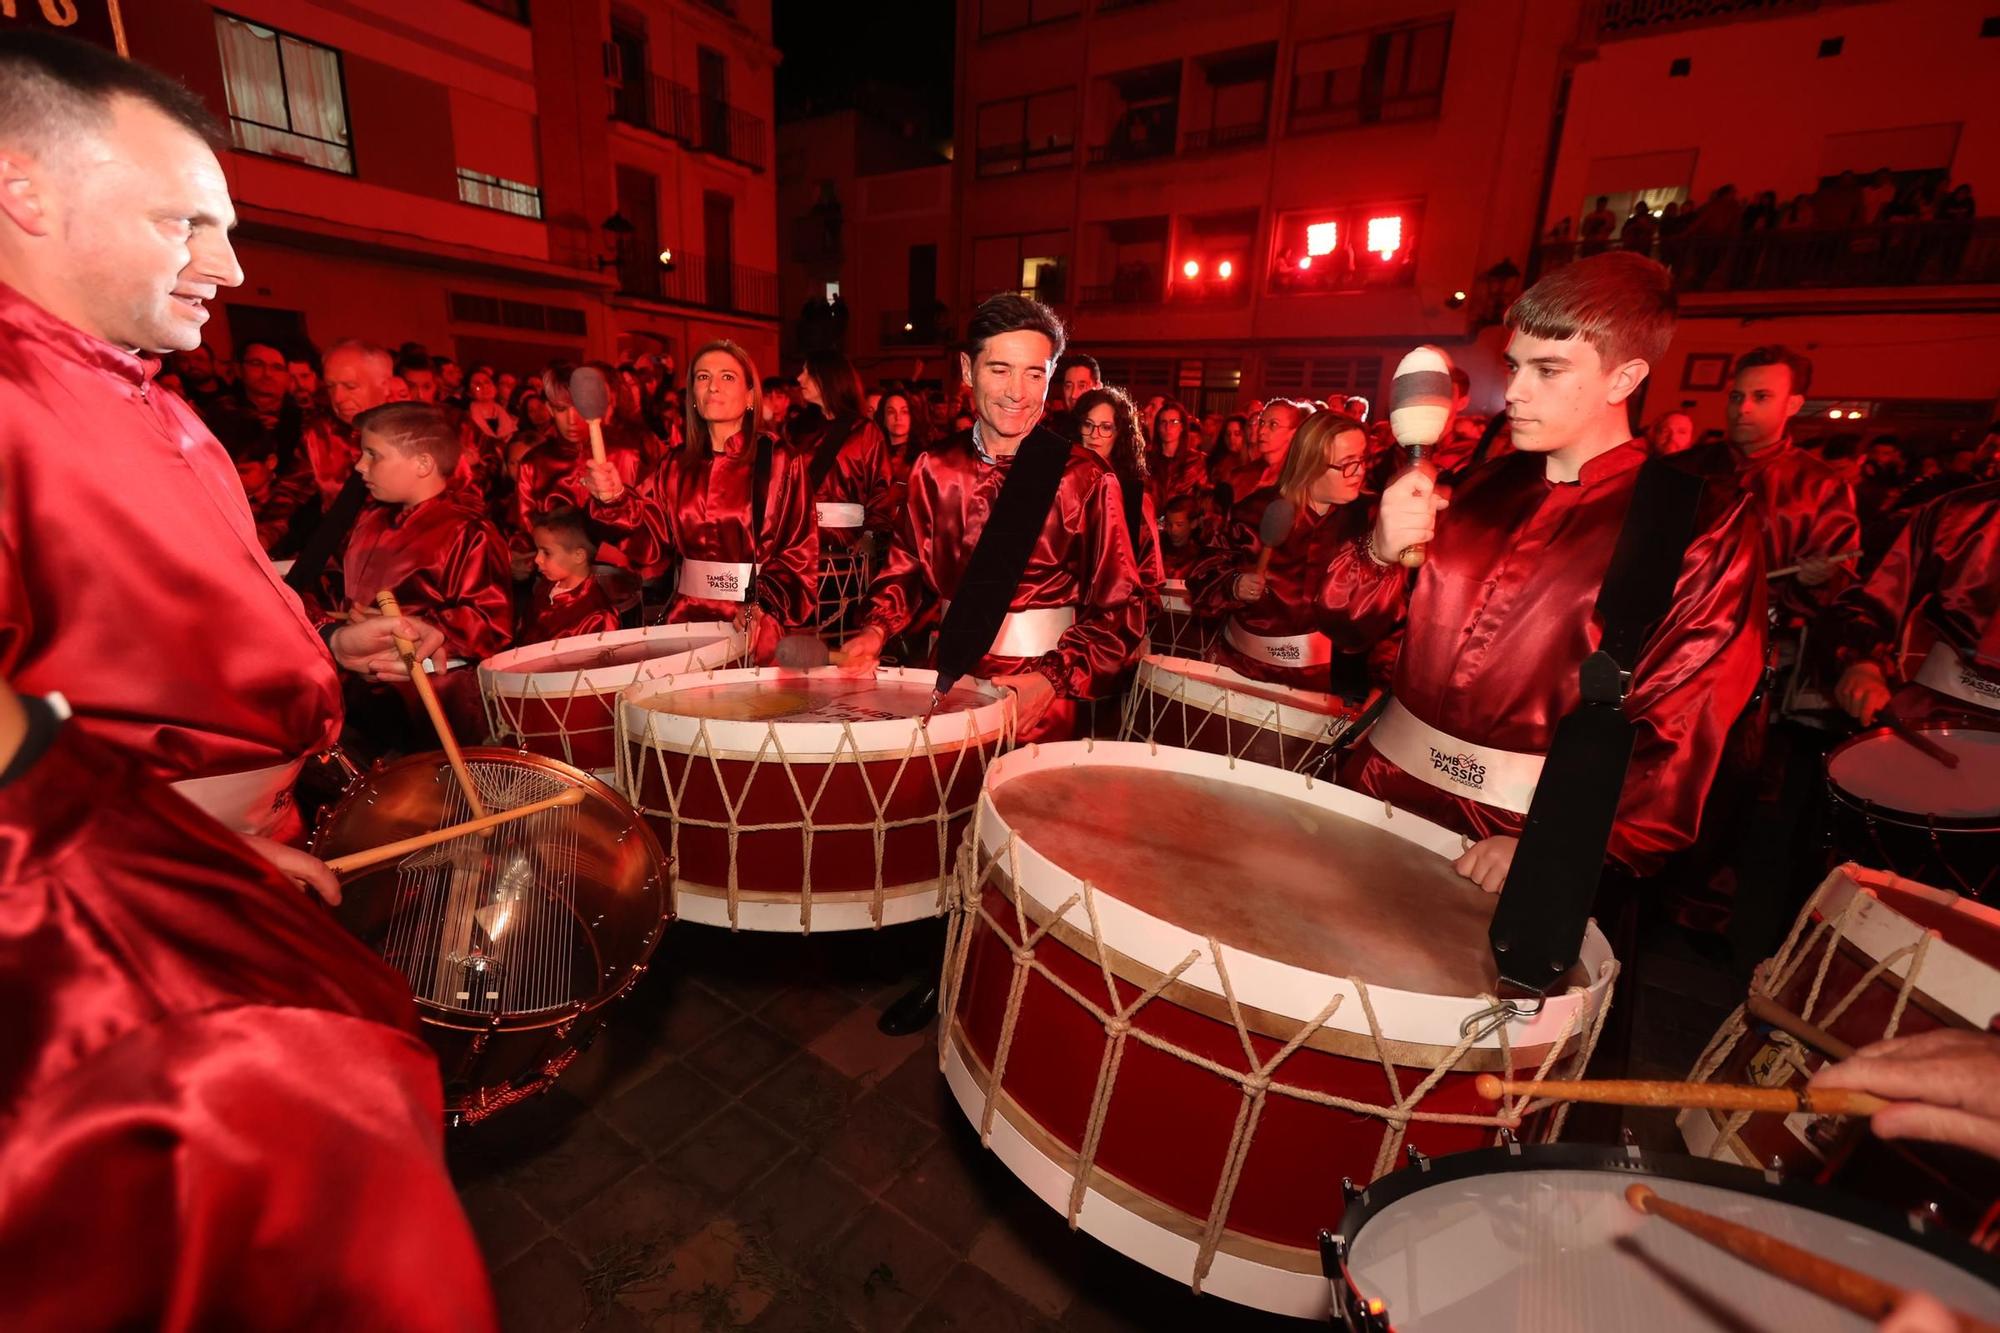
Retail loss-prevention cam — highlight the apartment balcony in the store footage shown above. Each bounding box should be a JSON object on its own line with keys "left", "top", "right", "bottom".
{"left": 1593, "top": 0, "right": 1822, "bottom": 40}
{"left": 1078, "top": 267, "right": 1165, "bottom": 306}
{"left": 609, "top": 72, "right": 767, "bottom": 172}
{"left": 1087, "top": 104, "right": 1178, "bottom": 168}
{"left": 619, "top": 250, "right": 778, "bottom": 318}
{"left": 1182, "top": 120, "right": 1269, "bottom": 155}
{"left": 879, "top": 306, "right": 953, "bottom": 347}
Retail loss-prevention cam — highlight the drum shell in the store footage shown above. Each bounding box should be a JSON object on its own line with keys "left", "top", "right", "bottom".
{"left": 1154, "top": 582, "right": 1213, "bottom": 659}
{"left": 1123, "top": 655, "right": 1353, "bottom": 774}
{"left": 1823, "top": 719, "right": 2000, "bottom": 901}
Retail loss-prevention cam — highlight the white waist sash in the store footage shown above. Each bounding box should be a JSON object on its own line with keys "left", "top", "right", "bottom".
{"left": 1369, "top": 699, "right": 1546, "bottom": 816}
{"left": 1224, "top": 619, "right": 1333, "bottom": 670}
{"left": 1915, "top": 640, "right": 2000, "bottom": 712}
{"left": 815, "top": 501, "right": 864, "bottom": 529}
{"left": 678, "top": 559, "right": 756, "bottom": 603}
{"left": 940, "top": 602, "right": 1077, "bottom": 659}
{"left": 171, "top": 757, "right": 306, "bottom": 837}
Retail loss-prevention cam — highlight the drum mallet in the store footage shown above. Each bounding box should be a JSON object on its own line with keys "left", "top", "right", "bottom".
{"left": 568, "top": 364, "right": 612, "bottom": 467}
{"left": 376, "top": 590, "right": 488, "bottom": 820}
{"left": 1474, "top": 1074, "right": 1885, "bottom": 1117}
{"left": 1246, "top": 497, "right": 1295, "bottom": 596}
{"left": 1386, "top": 344, "right": 1455, "bottom": 568}
{"left": 774, "top": 635, "right": 849, "bottom": 669}
{"left": 1626, "top": 1184, "right": 2000, "bottom": 1333}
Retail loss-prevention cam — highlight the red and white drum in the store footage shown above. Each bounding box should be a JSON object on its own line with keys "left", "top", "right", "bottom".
{"left": 480, "top": 624, "right": 745, "bottom": 778}
{"left": 620, "top": 667, "right": 1014, "bottom": 932}
{"left": 1682, "top": 864, "right": 2000, "bottom": 1236}
{"left": 1151, "top": 578, "right": 1212, "bottom": 659}
{"left": 942, "top": 741, "right": 1617, "bottom": 1319}
{"left": 1121, "top": 654, "right": 1363, "bottom": 774}
{"left": 815, "top": 504, "right": 872, "bottom": 644}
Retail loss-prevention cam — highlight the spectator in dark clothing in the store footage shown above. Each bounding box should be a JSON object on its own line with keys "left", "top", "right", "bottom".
{"left": 1579, "top": 196, "right": 1618, "bottom": 255}
{"left": 1620, "top": 202, "right": 1657, "bottom": 253}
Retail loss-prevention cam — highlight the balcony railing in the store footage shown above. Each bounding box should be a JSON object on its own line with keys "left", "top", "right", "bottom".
{"left": 1594, "top": 0, "right": 1820, "bottom": 40}
{"left": 610, "top": 72, "right": 766, "bottom": 171}
{"left": 1088, "top": 105, "right": 1178, "bottom": 167}
{"left": 880, "top": 307, "right": 952, "bottom": 346}
{"left": 619, "top": 250, "right": 778, "bottom": 317}
{"left": 1534, "top": 219, "right": 2000, "bottom": 293}
{"left": 975, "top": 137, "right": 1076, "bottom": 177}
{"left": 1182, "top": 121, "right": 1268, "bottom": 154}
{"left": 1078, "top": 269, "right": 1165, "bottom": 305}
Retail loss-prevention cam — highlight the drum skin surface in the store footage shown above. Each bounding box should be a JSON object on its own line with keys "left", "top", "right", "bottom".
{"left": 943, "top": 742, "right": 1615, "bottom": 1320}
{"left": 1824, "top": 719, "right": 2000, "bottom": 901}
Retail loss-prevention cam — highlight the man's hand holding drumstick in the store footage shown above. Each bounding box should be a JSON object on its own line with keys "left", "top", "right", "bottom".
{"left": 1811, "top": 1028, "right": 2000, "bottom": 1163}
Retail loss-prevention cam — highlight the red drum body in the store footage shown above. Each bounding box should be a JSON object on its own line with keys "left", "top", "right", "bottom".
{"left": 310, "top": 750, "right": 670, "bottom": 1124}
{"left": 942, "top": 742, "right": 1616, "bottom": 1319}
{"left": 1153, "top": 579, "right": 1213, "bottom": 659}
{"left": 815, "top": 507, "right": 872, "bottom": 645}
{"left": 621, "top": 667, "right": 1014, "bottom": 932}
{"left": 480, "top": 624, "right": 744, "bottom": 778}
{"left": 1683, "top": 866, "right": 2000, "bottom": 1238}
{"left": 1121, "top": 654, "right": 1362, "bottom": 774}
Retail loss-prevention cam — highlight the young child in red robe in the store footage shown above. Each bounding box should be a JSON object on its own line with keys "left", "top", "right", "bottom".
{"left": 522, "top": 505, "right": 620, "bottom": 643}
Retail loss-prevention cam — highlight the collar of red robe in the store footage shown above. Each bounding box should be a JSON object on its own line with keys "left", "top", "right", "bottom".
{"left": 0, "top": 279, "right": 160, "bottom": 391}
{"left": 1563, "top": 437, "right": 1648, "bottom": 488}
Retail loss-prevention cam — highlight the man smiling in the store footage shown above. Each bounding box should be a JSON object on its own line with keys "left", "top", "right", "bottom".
{"left": 1318, "top": 252, "right": 1766, "bottom": 897}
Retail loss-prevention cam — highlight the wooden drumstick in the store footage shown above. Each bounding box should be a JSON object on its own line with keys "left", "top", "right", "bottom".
{"left": 375, "top": 590, "right": 487, "bottom": 821}
{"left": 568, "top": 365, "right": 612, "bottom": 467}
{"left": 324, "top": 786, "right": 585, "bottom": 874}
{"left": 1626, "top": 1185, "right": 2000, "bottom": 1333}
{"left": 1882, "top": 712, "right": 1962, "bottom": 769}
{"left": 1767, "top": 549, "right": 1861, "bottom": 580}
{"left": 1746, "top": 993, "right": 1856, "bottom": 1061}
{"left": 1474, "top": 1074, "right": 1886, "bottom": 1117}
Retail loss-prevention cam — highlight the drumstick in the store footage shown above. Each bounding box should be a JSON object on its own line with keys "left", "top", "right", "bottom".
{"left": 1626, "top": 1185, "right": 2000, "bottom": 1333}
{"left": 324, "top": 786, "right": 586, "bottom": 874}
{"left": 568, "top": 365, "right": 612, "bottom": 467}
{"left": 1882, "top": 712, "right": 1961, "bottom": 769}
{"left": 1474, "top": 1074, "right": 1886, "bottom": 1117}
{"left": 375, "top": 590, "right": 488, "bottom": 821}
{"left": 1747, "top": 992, "right": 1856, "bottom": 1061}
{"left": 1767, "top": 549, "right": 1860, "bottom": 580}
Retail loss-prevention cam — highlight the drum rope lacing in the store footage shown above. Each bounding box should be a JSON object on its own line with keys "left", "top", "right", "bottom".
{"left": 484, "top": 634, "right": 750, "bottom": 766}
{"left": 1686, "top": 876, "right": 1934, "bottom": 1163}
{"left": 1119, "top": 666, "right": 1355, "bottom": 778}
{"left": 940, "top": 800, "right": 1616, "bottom": 1295}
{"left": 814, "top": 544, "right": 873, "bottom": 645}
{"left": 626, "top": 686, "right": 1017, "bottom": 931}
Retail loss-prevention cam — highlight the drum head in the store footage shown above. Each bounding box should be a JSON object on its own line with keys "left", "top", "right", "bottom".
{"left": 653, "top": 675, "right": 990, "bottom": 723}
{"left": 622, "top": 666, "right": 1013, "bottom": 759}
{"left": 988, "top": 746, "right": 1562, "bottom": 999}
{"left": 1827, "top": 722, "right": 2000, "bottom": 822}
{"left": 1340, "top": 1145, "right": 2000, "bottom": 1332}
{"left": 483, "top": 623, "right": 742, "bottom": 690}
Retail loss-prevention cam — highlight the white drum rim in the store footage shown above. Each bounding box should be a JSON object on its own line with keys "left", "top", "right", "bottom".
{"left": 620, "top": 664, "right": 1014, "bottom": 759}
{"left": 1132, "top": 654, "right": 1349, "bottom": 741}
{"left": 975, "top": 740, "right": 1614, "bottom": 1052}
{"left": 1809, "top": 864, "right": 2000, "bottom": 1029}
{"left": 481, "top": 623, "right": 746, "bottom": 698}
{"left": 674, "top": 877, "right": 946, "bottom": 932}
{"left": 1160, "top": 579, "right": 1192, "bottom": 615}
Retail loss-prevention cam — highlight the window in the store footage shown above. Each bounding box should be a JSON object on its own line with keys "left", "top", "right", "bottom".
{"left": 456, "top": 168, "right": 543, "bottom": 219}
{"left": 1089, "top": 62, "right": 1178, "bottom": 166}
{"left": 1173, "top": 210, "right": 1257, "bottom": 303}
{"left": 214, "top": 13, "right": 353, "bottom": 174}
{"left": 1267, "top": 203, "right": 1422, "bottom": 294}
{"left": 1288, "top": 17, "right": 1451, "bottom": 135}
{"left": 980, "top": 0, "right": 1081, "bottom": 38}
{"left": 1262, "top": 355, "right": 1381, "bottom": 399}
{"left": 448, "top": 292, "right": 587, "bottom": 337}
{"left": 972, "top": 231, "right": 1069, "bottom": 303}
{"left": 976, "top": 89, "right": 1075, "bottom": 177}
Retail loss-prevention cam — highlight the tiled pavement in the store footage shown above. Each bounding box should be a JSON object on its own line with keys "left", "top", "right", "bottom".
{"left": 453, "top": 918, "right": 1740, "bottom": 1331}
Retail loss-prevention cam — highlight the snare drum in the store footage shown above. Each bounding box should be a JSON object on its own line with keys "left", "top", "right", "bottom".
{"left": 1824, "top": 718, "right": 2000, "bottom": 900}
{"left": 310, "top": 750, "right": 669, "bottom": 1125}
{"left": 942, "top": 741, "right": 1616, "bottom": 1319}
{"left": 1331, "top": 1143, "right": 2000, "bottom": 1331}
{"left": 1153, "top": 578, "right": 1213, "bottom": 658}
{"left": 1683, "top": 865, "right": 2000, "bottom": 1235}
{"left": 1121, "top": 654, "right": 1363, "bottom": 774}
{"left": 480, "top": 624, "right": 745, "bottom": 779}
{"left": 621, "top": 667, "right": 1014, "bottom": 932}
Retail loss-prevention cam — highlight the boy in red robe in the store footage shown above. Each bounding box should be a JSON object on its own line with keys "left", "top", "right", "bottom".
{"left": 522, "top": 504, "right": 620, "bottom": 643}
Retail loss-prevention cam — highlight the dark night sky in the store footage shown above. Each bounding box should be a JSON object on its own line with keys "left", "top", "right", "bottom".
{"left": 772, "top": 1, "right": 956, "bottom": 140}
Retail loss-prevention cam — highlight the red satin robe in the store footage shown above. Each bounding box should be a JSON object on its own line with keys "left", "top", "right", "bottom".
{"left": 284, "top": 412, "right": 359, "bottom": 510}
{"left": 1319, "top": 442, "right": 1767, "bottom": 874}
{"left": 1192, "top": 487, "right": 1373, "bottom": 692}
{"left": 1217, "top": 454, "right": 1279, "bottom": 506}
{"left": 0, "top": 718, "right": 494, "bottom": 1332}
{"left": 0, "top": 283, "right": 341, "bottom": 785}
{"left": 514, "top": 427, "right": 654, "bottom": 573}
{"left": 588, "top": 433, "right": 819, "bottom": 635}
{"left": 862, "top": 431, "right": 1147, "bottom": 739}
{"left": 1160, "top": 535, "right": 1209, "bottom": 580}
{"left": 522, "top": 575, "right": 622, "bottom": 644}
{"left": 342, "top": 493, "right": 515, "bottom": 663}
{"left": 1149, "top": 442, "right": 1211, "bottom": 510}
{"left": 1822, "top": 478, "right": 2000, "bottom": 708}
{"left": 806, "top": 415, "right": 898, "bottom": 548}
{"left": 1720, "top": 438, "right": 1860, "bottom": 624}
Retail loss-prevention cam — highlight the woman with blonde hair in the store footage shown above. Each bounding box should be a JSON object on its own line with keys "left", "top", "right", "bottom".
{"left": 582, "top": 339, "right": 818, "bottom": 662}
{"left": 1190, "top": 409, "right": 1375, "bottom": 693}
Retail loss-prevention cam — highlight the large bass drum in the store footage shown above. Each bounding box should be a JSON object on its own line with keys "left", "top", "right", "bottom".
{"left": 311, "top": 749, "right": 670, "bottom": 1124}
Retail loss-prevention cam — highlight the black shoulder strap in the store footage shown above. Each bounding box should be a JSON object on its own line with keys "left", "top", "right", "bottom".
{"left": 285, "top": 472, "right": 368, "bottom": 600}
{"left": 752, "top": 434, "right": 774, "bottom": 549}
{"left": 807, "top": 413, "right": 850, "bottom": 493}
{"left": 1488, "top": 455, "right": 1711, "bottom": 995}
{"left": 932, "top": 426, "right": 1072, "bottom": 695}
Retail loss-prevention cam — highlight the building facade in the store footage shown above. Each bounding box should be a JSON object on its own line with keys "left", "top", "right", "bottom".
{"left": 69, "top": 0, "right": 780, "bottom": 374}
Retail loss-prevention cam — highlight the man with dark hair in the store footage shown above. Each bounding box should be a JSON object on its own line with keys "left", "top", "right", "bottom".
{"left": 286, "top": 339, "right": 324, "bottom": 412}
{"left": 1056, "top": 351, "right": 1102, "bottom": 411}
{"left": 396, "top": 352, "right": 439, "bottom": 404}
{"left": 842, "top": 293, "right": 1144, "bottom": 742}
{"left": 1319, "top": 252, "right": 1765, "bottom": 897}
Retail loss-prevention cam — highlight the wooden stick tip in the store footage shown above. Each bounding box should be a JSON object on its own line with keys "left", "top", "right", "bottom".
{"left": 556, "top": 785, "right": 588, "bottom": 806}
{"left": 1625, "top": 1183, "right": 1657, "bottom": 1214}
{"left": 1474, "top": 1073, "right": 1505, "bottom": 1100}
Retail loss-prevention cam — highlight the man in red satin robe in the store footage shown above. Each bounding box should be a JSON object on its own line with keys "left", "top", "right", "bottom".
{"left": 837, "top": 294, "right": 1147, "bottom": 742}
{"left": 1319, "top": 252, "right": 1766, "bottom": 894}
{"left": 0, "top": 679, "right": 495, "bottom": 1331}
{"left": 0, "top": 34, "right": 442, "bottom": 898}
{"left": 1826, "top": 477, "right": 2000, "bottom": 726}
